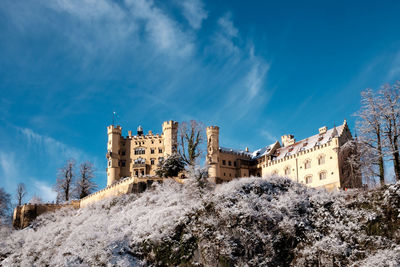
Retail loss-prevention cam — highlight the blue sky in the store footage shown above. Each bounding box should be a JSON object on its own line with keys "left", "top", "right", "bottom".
{"left": 1, "top": 0, "right": 400, "bottom": 202}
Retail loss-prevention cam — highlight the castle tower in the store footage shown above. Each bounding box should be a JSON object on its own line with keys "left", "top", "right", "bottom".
{"left": 206, "top": 126, "right": 220, "bottom": 181}
{"left": 162, "top": 120, "right": 179, "bottom": 156}
{"left": 106, "top": 125, "right": 122, "bottom": 186}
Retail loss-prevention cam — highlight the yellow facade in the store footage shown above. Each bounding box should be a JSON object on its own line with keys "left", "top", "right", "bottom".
{"left": 106, "top": 121, "right": 178, "bottom": 186}
{"left": 207, "top": 120, "right": 361, "bottom": 190}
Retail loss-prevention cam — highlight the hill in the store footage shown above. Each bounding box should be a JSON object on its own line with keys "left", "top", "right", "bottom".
{"left": 1, "top": 177, "right": 400, "bottom": 266}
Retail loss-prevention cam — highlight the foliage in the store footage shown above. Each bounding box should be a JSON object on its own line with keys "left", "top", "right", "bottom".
{"left": 16, "top": 183, "right": 27, "bottom": 206}
{"left": 1, "top": 177, "right": 400, "bottom": 266}
{"left": 0, "top": 188, "right": 11, "bottom": 222}
{"left": 54, "top": 159, "right": 76, "bottom": 202}
{"left": 155, "top": 154, "right": 185, "bottom": 177}
{"left": 178, "top": 120, "right": 204, "bottom": 166}
{"left": 355, "top": 81, "right": 400, "bottom": 184}
{"left": 75, "top": 161, "right": 97, "bottom": 199}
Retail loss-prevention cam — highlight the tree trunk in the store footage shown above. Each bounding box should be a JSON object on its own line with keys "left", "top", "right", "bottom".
{"left": 377, "top": 132, "right": 385, "bottom": 185}
{"left": 393, "top": 136, "right": 400, "bottom": 181}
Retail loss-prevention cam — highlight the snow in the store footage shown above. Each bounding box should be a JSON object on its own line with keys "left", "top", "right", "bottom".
{"left": 1, "top": 176, "right": 400, "bottom": 266}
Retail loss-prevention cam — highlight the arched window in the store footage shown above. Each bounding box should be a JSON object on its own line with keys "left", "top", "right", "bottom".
{"left": 305, "top": 175, "right": 312, "bottom": 184}
{"left": 304, "top": 160, "right": 311, "bottom": 169}
{"left": 319, "top": 171, "right": 327, "bottom": 180}
{"left": 318, "top": 155, "right": 325, "bottom": 165}
{"left": 284, "top": 166, "right": 291, "bottom": 176}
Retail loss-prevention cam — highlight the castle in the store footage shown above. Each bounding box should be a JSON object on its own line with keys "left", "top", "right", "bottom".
{"left": 106, "top": 120, "right": 178, "bottom": 186}
{"left": 206, "top": 119, "right": 361, "bottom": 190}
{"left": 13, "top": 119, "right": 360, "bottom": 229}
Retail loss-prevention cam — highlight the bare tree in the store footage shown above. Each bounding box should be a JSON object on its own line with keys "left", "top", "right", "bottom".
{"left": 75, "top": 161, "right": 97, "bottom": 199}
{"left": 379, "top": 82, "right": 400, "bottom": 181}
{"left": 16, "top": 183, "right": 27, "bottom": 206}
{"left": 178, "top": 120, "right": 205, "bottom": 166}
{"left": 0, "top": 188, "right": 11, "bottom": 222}
{"left": 55, "top": 159, "right": 75, "bottom": 202}
{"left": 356, "top": 88, "right": 386, "bottom": 185}
{"left": 29, "top": 194, "right": 43, "bottom": 204}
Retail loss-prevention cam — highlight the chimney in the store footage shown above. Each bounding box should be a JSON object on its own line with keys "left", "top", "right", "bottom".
{"left": 245, "top": 147, "right": 249, "bottom": 152}
{"left": 281, "top": 134, "right": 295, "bottom": 147}
{"left": 128, "top": 130, "right": 132, "bottom": 138}
{"left": 319, "top": 126, "right": 327, "bottom": 134}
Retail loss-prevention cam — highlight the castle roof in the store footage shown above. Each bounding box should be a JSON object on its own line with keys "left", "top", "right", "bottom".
{"left": 273, "top": 124, "right": 345, "bottom": 161}
{"left": 219, "top": 142, "right": 277, "bottom": 160}
{"left": 218, "top": 122, "right": 348, "bottom": 162}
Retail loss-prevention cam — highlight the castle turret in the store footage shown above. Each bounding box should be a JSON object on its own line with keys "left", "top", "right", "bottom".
{"left": 281, "top": 134, "right": 295, "bottom": 147}
{"left": 106, "top": 125, "right": 122, "bottom": 186}
{"left": 206, "top": 126, "right": 220, "bottom": 181}
{"left": 162, "top": 121, "right": 178, "bottom": 156}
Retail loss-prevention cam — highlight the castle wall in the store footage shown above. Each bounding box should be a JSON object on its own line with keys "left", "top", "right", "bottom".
{"left": 262, "top": 139, "right": 341, "bottom": 190}
{"left": 80, "top": 177, "right": 164, "bottom": 208}
{"left": 13, "top": 201, "right": 80, "bottom": 229}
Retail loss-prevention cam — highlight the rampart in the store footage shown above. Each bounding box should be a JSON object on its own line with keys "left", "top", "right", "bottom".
{"left": 12, "top": 176, "right": 168, "bottom": 229}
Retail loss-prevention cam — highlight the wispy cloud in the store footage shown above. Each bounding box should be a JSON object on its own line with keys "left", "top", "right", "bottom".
{"left": 32, "top": 180, "right": 57, "bottom": 202}
{"left": 0, "top": 151, "right": 17, "bottom": 189}
{"left": 18, "top": 127, "right": 83, "bottom": 161}
{"left": 178, "top": 0, "right": 208, "bottom": 29}
{"left": 260, "top": 130, "right": 278, "bottom": 143}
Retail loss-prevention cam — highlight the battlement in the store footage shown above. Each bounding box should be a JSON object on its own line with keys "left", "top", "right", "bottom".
{"left": 207, "top": 126, "right": 220, "bottom": 131}
{"left": 107, "top": 125, "right": 122, "bottom": 135}
{"left": 162, "top": 120, "right": 178, "bottom": 129}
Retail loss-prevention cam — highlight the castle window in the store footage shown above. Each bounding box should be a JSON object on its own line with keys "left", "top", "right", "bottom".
{"left": 304, "top": 160, "right": 311, "bottom": 169}
{"left": 141, "top": 170, "right": 144, "bottom": 176}
{"left": 134, "top": 157, "right": 145, "bottom": 164}
{"left": 151, "top": 158, "right": 155, "bottom": 165}
{"left": 318, "top": 155, "right": 325, "bottom": 165}
{"left": 229, "top": 173, "right": 231, "bottom": 177}
{"left": 159, "top": 140, "right": 162, "bottom": 144}
{"left": 121, "top": 150, "right": 126, "bottom": 156}
{"left": 159, "top": 148, "right": 162, "bottom": 153}
{"left": 151, "top": 148, "right": 155, "bottom": 154}
{"left": 284, "top": 167, "right": 291, "bottom": 175}
{"left": 228, "top": 161, "right": 232, "bottom": 166}
{"left": 224, "top": 173, "right": 226, "bottom": 176}
{"left": 151, "top": 140, "right": 154, "bottom": 144}
{"left": 136, "top": 148, "right": 145, "bottom": 155}
{"left": 319, "top": 171, "right": 327, "bottom": 180}
{"left": 121, "top": 161, "right": 126, "bottom": 167}
{"left": 234, "top": 161, "right": 237, "bottom": 167}
{"left": 108, "top": 160, "right": 111, "bottom": 167}
{"left": 305, "top": 175, "right": 312, "bottom": 184}
{"left": 135, "top": 170, "right": 138, "bottom": 176}
{"left": 222, "top": 160, "right": 226, "bottom": 165}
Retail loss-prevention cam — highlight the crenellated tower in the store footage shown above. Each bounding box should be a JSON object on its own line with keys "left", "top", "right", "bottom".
{"left": 206, "top": 126, "right": 220, "bottom": 181}
{"left": 162, "top": 120, "right": 179, "bottom": 156}
{"left": 106, "top": 125, "right": 122, "bottom": 186}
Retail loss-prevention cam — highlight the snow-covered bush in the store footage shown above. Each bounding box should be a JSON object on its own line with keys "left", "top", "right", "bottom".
{"left": 1, "top": 176, "right": 400, "bottom": 266}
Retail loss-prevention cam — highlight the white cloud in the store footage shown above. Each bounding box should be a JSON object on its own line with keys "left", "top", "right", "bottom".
{"left": 126, "top": 0, "right": 194, "bottom": 57}
{"left": 179, "top": 0, "right": 208, "bottom": 29}
{"left": 33, "top": 180, "right": 57, "bottom": 202}
{"left": 18, "top": 127, "right": 84, "bottom": 162}
{"left": 260, "top": 130, "right": 278, "bottom": 143}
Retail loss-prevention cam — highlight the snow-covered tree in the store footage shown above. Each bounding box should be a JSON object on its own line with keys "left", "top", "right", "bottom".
{"left": 178, "top": 120, "right": 205, "bottom": 166}
{"left": 15, "top": 183, "right": 27, "bottom": 206}
{"left": 74, "top": 161, "right": 97, "bottom": 199}
{"left": 356, "top": 88, "right": 386, "bottom": 185}
{"left": 155, "top": 154, "right": 185, "bottom": 178}
{"left": 29, "top": 195, "right": 43, "bottom": 204}
{"left": 0, "top": 188, "right": 11, "bottom": 223}
{"left": 379, "top": 82, "right": 400, "bottom": 181}
{"left": 54, "top": 159, "right": 75, "bottom": 202}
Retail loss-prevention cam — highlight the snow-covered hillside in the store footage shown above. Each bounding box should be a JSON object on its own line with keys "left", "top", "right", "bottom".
{"left": 1, "top": 177, "right": 400, "bottom": 266}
